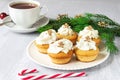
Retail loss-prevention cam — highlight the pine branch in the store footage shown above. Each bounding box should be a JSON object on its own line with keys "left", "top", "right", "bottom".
{"left": 37, "top": 25, "right": 53, "bottom": 33}
{"left": 37, "top": 13, "right": 120, "bottom": 53}
{"left": 100, "top": 32, "right": 118, "bottom": 53}
{"left": 70, "top": 17, "right": 90, "bottom": 26}
{"left": 105, "top": 41, "right": 118, "bottom": 53}
{"left": 85, "top": 13, "right": 120, "bottom": 26}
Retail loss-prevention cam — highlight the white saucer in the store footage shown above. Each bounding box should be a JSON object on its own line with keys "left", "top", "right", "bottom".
{"left": 27, "top": 40, "right": 110, "bottom": 70}
{"left": 3, "top": 16, "right": 49, "bottom": 33}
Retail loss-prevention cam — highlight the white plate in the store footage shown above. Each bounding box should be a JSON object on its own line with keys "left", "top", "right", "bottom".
{"left": 2, "top": 16, "right": 49, "bottom": 33}
{"left": 27, "top": 40, "right": 110, "bottom": 70}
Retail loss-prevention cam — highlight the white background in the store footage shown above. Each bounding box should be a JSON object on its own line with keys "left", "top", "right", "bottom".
{"left": 0, "top": 0, "right": 120, "bottom": 80}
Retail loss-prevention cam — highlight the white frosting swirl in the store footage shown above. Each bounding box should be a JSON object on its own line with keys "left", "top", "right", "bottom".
{"left": 79, "top": 26, "right": 99, "bottom": 39}
{"left": 35, "top": 29, "right": 57, "bottom": 44}
{"left": 58, "top": 23, "right": 74, "bottom": 36}
{"left": 48, "top": 39, "right": 73, "bottom": 54}
{"left": 76, "top": 37, "right": 96, "bottom": 50}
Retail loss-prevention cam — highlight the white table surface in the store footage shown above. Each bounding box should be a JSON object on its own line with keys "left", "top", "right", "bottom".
{"left": 0, "top": 0, "right": 120, "bottom": 80}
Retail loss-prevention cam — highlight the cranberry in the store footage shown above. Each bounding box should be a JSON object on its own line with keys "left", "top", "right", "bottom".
{"left": 0, "top": 12, "right": 8, "bottom": 19}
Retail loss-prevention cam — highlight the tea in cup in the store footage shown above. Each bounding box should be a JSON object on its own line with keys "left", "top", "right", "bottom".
{"left": 8, "top": 0, "right": 47, "bottom": 28}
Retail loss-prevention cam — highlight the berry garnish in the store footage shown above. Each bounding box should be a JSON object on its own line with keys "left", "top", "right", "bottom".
{"left": 0, "top": 12, "right": 8, "bottom": 19}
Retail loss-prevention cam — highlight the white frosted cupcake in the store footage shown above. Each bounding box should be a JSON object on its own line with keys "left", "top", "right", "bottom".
{"left": 75, "top": 37, "right": 99, "bottom": 62}
{"left": 57, "top": 23, "right": 78, "bottom": 44}
{"left": 47, "top": 39, "right": 73, "bottom": 64}
{"left": 34, "top": 29, "right": 57, "bottom": 54}
{"left": 78, "top": 25, "right": 101, "bottom": 46}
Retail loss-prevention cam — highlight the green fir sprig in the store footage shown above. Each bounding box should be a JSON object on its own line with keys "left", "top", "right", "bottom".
{"left": 37, "top": 13, "right": 120, "bottom": 53}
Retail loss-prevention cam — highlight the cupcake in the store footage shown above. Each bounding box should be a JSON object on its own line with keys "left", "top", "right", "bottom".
{"left": 34, "top": 29, "right": 57, "bottom": 54}
{"left": 78, "top": 25, "right": 101, "bottom": 46}
{"left": 75, "top": 37, "right": 99, "bottom": 62}
{"left": 47, "top": 39, "right": 73, "bottom": 64}
{"left": 57, "top": 23, "right": 78, "bottom": 44}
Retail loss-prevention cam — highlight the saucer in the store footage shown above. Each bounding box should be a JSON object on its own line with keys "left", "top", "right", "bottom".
{"left": 2, "top": 16, "right": 49, "bottom": 33}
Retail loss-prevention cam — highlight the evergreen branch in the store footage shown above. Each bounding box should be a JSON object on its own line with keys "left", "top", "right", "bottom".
{"left": 37, "top": 13, "right": 120, "bottom": 53}
{"left": 37, "top": 25, "right": 53, "bottom": 33}
{"left": 105, "top": 41, "right": 118, "bottom": 53}
{"left": 72, "top": 24, "right": 89, "bottom": 32}
{"left": 85, "top": 13, "right": 120, "bottom": 27}
{"left": 70, "top": 17, "right": 90, "bottom": 26}
{"left": 100, "top": 32, "right": 118, "bottom": 53}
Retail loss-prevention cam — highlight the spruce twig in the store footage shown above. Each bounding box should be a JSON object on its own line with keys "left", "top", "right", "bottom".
{"left": 37, "top": 13, "right": 120, "bottom": 53}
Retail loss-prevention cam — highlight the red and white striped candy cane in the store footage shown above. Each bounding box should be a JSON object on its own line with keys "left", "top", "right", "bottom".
{"left": 21, "top": 72, "right": 86, "bottom": 80}
{"left": 18, "top": 69, "right": 38, "bottom": 76}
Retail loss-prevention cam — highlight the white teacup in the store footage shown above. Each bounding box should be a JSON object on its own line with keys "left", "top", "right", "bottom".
{"left": 8, "top": 0, "right": 47, "bottom": 28}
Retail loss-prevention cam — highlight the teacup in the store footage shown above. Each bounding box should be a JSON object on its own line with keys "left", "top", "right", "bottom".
{"left": 8, "top": 0, "right": 48, "bottom": 28}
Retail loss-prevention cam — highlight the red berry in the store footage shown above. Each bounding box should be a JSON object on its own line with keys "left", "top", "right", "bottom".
{"left": 0, "top": 12, "right": 8, "bottom": 19}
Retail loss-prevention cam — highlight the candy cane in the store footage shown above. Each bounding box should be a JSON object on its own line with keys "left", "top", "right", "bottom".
{"left": 18, "top": 69, "right": 38, "bottom": 76}
{"left": 21, "top": 72, "right": 86, "bottom": 80}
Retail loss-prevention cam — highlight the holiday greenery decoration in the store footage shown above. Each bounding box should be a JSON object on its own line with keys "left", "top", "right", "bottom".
{"left": 37, "top": 13, "right": 120, "bottom": 53}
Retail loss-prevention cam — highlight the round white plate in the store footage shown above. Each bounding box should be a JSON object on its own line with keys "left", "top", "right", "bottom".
{"left": 27, "top": 40, "right": 110, "bottom": 70}
{"left": 2, "top": 16, "right": 49, "bottom": 33}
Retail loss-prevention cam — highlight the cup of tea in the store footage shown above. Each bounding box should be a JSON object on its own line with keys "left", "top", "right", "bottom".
{"left": 8, "top": 0, "right": 48, "bottom": 28}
